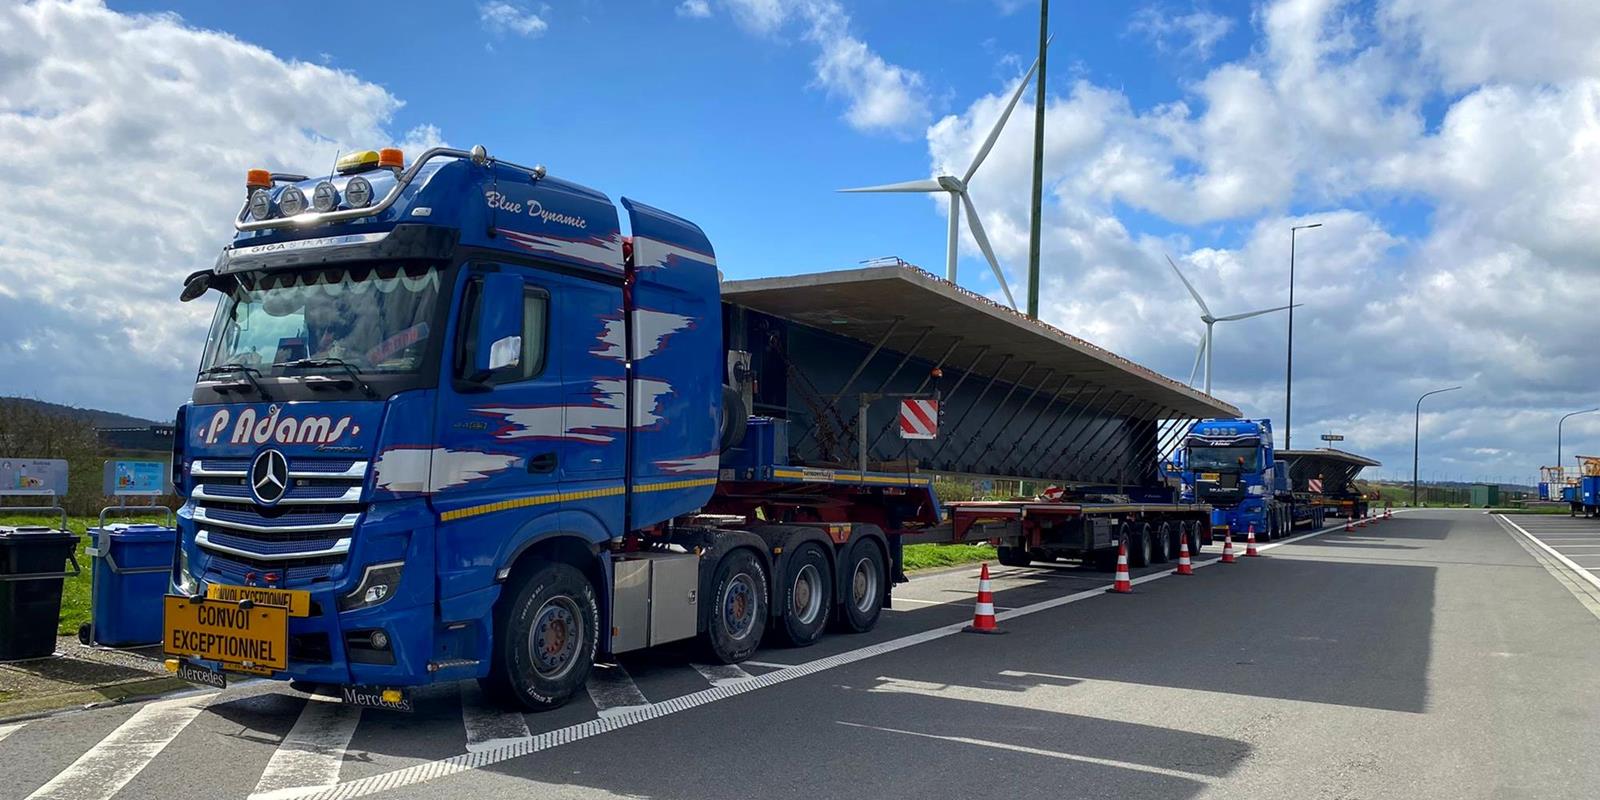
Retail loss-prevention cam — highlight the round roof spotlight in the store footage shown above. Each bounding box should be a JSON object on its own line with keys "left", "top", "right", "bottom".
{"left": 345, "top": 176, "right": 374, "bottom": 208}
{"left": 247, "top": 188, "right": 274, "bottom": 221}
{"left": 311, "top": 181, "right": 339, "bottom": 213}
{"left": 278, "top": 185, "right": 308, "bottom": 217}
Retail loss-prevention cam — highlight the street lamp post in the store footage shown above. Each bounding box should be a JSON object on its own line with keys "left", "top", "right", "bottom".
{"left": 1413, "top": 386, "right": 1462, "bottom": 507}
{"left": 1285, "top": 222, "right": 1321, "bottom": 450}
{"left": 1558, "top": 408, "right": 1599, "bottom": 469}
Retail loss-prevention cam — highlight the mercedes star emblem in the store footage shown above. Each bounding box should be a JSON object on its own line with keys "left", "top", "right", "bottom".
{"left": 250, "top": 449, "right": 290, "bottom": 505}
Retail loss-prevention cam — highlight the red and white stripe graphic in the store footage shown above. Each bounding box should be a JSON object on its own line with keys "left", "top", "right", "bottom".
{"left": 1308, "top": 478, "right": 1324, "bottom": 493}
{"left": 898, "top": 398, "right": 939, "bottom": 440}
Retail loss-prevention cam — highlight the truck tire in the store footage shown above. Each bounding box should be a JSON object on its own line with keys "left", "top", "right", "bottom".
{"left": 1187, "top": 521, "right": 1205, "bottom": 553}
{"left": 996, "top": 545, "right": 1031, "bottom": 568}
{"left": 482, "top": 561, "right": 599, "bottom": 711}
{"left": 837, "top": 539, "right": 887, "bottom": 633}
{"left": 719, "top": 385, "right": 749, "bottom": 451}
{"left": 1127, "top": 524, "right": 1152, "bottom": 568}
{"left": 1150, "top": 523, "right": 1171, "bottom": 564}
{"left": 774, "top": 542, "right": 832, "bottom": 647}
{"left": 705, "top": 548, "right": 769, "bottom": 663}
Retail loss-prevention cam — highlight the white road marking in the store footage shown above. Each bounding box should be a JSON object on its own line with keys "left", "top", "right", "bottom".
{"left": 278, "top": 520, "right": 1341, "bottom": 800}
{"left": 585, "top": 663, "right": 650, "bottom": 718}
{"left": 892, "top": 596, "right": 1016, "bottom": 611}
{"left": 0, "top": 721, "right": 24, "bottom": 744}
{"left": 25, "top": 692, "right": 214, "bottom": 800}
{"left": 836, "top": 721, "right": 1214, "bottom": 782}
{"left": 250, "top": 698, "right": 363, "bottom": 800}
{"left": 691, "top": 662, "right": 754, "bottom": 687}
{"left": 458, "top": 682, "right": 531, "bottom": 754}
{"left": 1496, "top": 515, "right": 1600, "bottom": 592}
{"left": 741, "top": 660, "right": 796, "bottom": 669}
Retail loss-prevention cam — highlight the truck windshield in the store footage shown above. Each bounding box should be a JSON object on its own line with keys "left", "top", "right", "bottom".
{"left": 203, "top": 264, "right": 440, "bottom": 376}
{"left": 1188, "top": 446, "right": 1261, "bottom": 472}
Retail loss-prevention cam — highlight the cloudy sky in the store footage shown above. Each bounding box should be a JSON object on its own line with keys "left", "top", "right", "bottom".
{"left": 2, "top": 0, "right": 1596, "bottom": 484}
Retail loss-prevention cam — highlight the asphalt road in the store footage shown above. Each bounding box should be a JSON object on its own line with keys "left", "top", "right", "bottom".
{"left": 5, "top": 510, "right": 1599, "bottom": 799}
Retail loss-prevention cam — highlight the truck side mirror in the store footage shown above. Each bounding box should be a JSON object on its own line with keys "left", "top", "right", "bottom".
{"left": 179, "top": 270, "right": 233, "bottom": 302}
{"left": 472, "top": 273, "right": 524, "bottom": 378}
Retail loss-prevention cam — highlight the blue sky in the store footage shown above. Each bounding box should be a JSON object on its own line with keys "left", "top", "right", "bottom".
{"left": 108, "top": 0, "right": 1291, "bottom": 276}
{"left": 6, "top": 0, "right": 1600, "bottom": 483}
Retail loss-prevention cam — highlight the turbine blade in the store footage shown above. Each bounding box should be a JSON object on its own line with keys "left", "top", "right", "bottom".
{"left": 837, "top": 178, "right": 944, "bottom": 193}
{"left": 962, "top": 40, "right": 1049, "bottom": 184}
{"left": 1188, "top": 336, "right": 1206, "bottom": 386}
{"left": 1215, "top": 302, "right": 1303, "bottom": 322}
{"left": 1165, "top": 254, "right": 1211, "bottom": 317}
{"left": 960, "top": 193, "right": 1017, "bottom": 308}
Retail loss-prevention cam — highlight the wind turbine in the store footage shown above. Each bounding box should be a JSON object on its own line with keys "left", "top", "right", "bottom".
{"left": 839, "top": 41, "right": 1051, "bottom": 309}
{"left": 1166, "top": 254, "right": 1301, "bottom": 395}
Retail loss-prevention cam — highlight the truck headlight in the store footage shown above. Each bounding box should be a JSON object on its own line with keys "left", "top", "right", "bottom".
{"left": 173, "top": 547, "right": 199, "bottom": 595}
{"left": 1248, "top": 485, "right": 1265, "bottom": 496}
{"left": 278, "top": 186, "right": 308, "bottom": 216}
{"left": 247, "top": 188, "right": 274, "bottom": 220}
{"left": 344, "top": 176, "right": 374, "bottom": 208}
{"left": 339, "top": 561, "right": 403, "bottom": 612}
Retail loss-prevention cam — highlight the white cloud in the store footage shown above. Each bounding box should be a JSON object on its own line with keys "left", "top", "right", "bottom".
{"left": 917, "top": 0, "right": 1600, "bottom": 480}
{"left": 702, "top": 0, "right": 931, "bottom": 135}
{"left": 677, "top": 0, "right": 712, "bottom": 19}
{"left": 1129, "top": 5, "right": 1236, "bottom": 60}
{"left": 477, "top": 1, "right": 548, "bottom": 38}
{"left": 0, "top": 0, "right": 441, "bottom": 420}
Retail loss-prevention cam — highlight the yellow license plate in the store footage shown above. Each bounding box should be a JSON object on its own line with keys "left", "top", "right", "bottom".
{"left": 164, "top": 596, "right": 288, "bottom": 670}
{"left": 206, "top": 583, "right": 311, "bottom": 617}
{"left": 1200, "top": 472, "right": 1221, "bottom": 482}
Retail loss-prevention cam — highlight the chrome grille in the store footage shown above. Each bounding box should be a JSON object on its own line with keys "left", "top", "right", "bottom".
{"left": 192, "top": 456, "right": 367, "bottom": 571}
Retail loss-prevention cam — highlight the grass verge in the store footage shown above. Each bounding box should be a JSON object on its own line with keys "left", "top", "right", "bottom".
{"left": 902, "top": 543, "right": 996, "bottom": 571}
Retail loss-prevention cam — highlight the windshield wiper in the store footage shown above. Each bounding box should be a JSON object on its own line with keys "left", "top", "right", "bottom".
{"left": 200, "top": 362, "right": 272, "bottom": 400}
{"left": 273, "top": 358, "right": 377, "bottom": 399}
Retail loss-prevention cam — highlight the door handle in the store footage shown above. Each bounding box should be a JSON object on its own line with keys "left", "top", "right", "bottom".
{"left": 527, "top": 452, "right": 558, "bottom": 474}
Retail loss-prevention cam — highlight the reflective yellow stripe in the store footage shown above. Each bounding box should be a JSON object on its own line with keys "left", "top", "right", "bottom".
{"left": 770, "top": 468, "right": 921, "bottom": 486}
{"left": 438, "top": 477, "right": 718, "bottom": 522}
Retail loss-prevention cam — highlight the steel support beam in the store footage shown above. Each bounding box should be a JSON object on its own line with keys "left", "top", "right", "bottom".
{"left": 1035, "top": 389, "right": 1114, "bottom": 478}
{"left": 794, "top": 316, "right": 903, "bottom": 450}
{"left": 1000, "top": 380, "right": 1089, "bottom": 475}
{"left": 978, "top": 374, "right": 1070, "bottom": 474}
{"left": 947, "top": 364, "right": 1042, "bottom": 469}
{"left": 1075, "top": 400, "right": 1157, "bottom": 481}
{"left": 839, "top": 326, "right": 933, "bottom": 447}
{"left": 866, "top": 337, "right": 965, "bottom": 456}
{"left": 1047, "top": 393, "right": 1135, "bottom": 479}
{"left": 930, "top": 354, "right": 1014, "bottom": 466}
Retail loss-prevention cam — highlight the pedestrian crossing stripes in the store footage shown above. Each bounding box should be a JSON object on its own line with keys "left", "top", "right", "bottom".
{"left": 25, "top": 692, "right": 214, "bottom": 800}
{"left": 585, "top": 662, "right": 650, "bottom": 717}
{"left": 458, "top": 682, "right": 531, "bottom": 753}
{"left": 249, "top": 698, "right": 362, "bottom": 800}
{"left": 691, "top": 662, "right": 754, "bottom": 687}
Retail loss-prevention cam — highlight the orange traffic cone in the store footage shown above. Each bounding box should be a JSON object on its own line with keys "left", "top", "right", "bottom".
{"left": 963, "top": 563, "right": 1007, "bottom": 635}
{"left": 1385, "top": 508, "right": 1392, "bottom": 520}
{"left": 1220, "top": 530, "right": 1237, "bottom": 564}
{"left": 1106, "top": 541, "right": 1133, "bottom": 593}
{"left": 1172, "top": 533, "right": 1194, "bottom": 575}
{"left": 1344, "top": 518, "right": 1354, "bottom": 532}
{"left": 1245, "top": 524, "right": 1260, "bottom": 557}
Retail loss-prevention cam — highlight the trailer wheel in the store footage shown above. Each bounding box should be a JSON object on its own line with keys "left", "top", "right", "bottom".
{"left": 1186, "top": 522, "right": 1205, "bottom": 553}
{"left": 1126, "top": 524, "right": 1152, "bottom": 568}
{"left": 996, "top": 545, "right": 1031, "bottom": 568}
{"left": 774, "top": 542, "right": 833, "bottom": 647}
{"left": 705, "top": 549, "right": 768, "bottom": 663}
{"left": 1150, "top": 523, "right": 1171, "bottom": 564}
{"left": 719, "top": 385, "right": 749, "bottom": 451}
{"left": 482, "top": 561, "right": 599, "bottom": 711}
{"left": 838, "top": 540, "right": 887, "bottom": 633}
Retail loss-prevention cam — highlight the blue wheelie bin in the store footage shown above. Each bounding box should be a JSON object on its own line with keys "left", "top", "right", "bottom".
{"left": 81, "top": 523, "right": 176, "bottom": 647}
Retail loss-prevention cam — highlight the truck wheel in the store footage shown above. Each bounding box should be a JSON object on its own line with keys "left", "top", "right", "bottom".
{"left": 838, "top": 540, "right": 886, "bottom": 633}
{"left": 996, "top": 545, "right": 1031, "bottom": 568}
{"left": 482, "top": 561, "right": 599, "bottom": 711}
{"left": 1187, "top": 522, "right": 1204, "bottom": 553}
{"left": 1150, "top": 523, "right": 1171, "bottom": 564}
{"left": 774, "top": 542, "right": 832, "bottom": 647}
{"left": 1127, "top": 524, "right": 1152, "bottom": 568}
{"left": 706, "top": 549, "right": 769, "bottom": 663}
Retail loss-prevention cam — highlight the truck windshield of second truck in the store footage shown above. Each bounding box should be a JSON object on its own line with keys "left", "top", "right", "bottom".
{"left": 1189, "top": 446, "right": 1260, "bottom": 472}
{"left": 202, "top": 263, "right": 441, "bottom": 376}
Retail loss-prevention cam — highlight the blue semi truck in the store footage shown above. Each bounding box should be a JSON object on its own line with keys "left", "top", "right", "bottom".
{"left": 162, "top": 144, "right": 1229, "bottom": 711}
{"left": 1181, "top": 418, "right": 1325, "bottom": 541}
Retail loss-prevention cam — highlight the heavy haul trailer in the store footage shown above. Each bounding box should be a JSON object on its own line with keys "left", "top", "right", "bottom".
{"left": 1278, "top": 448, "right": 1381, "bottom": 519}
{"left": 164, "top": 145, "right": 1235, "bottom": 712}
{"left": 723, "top": 268, "right": 1241, "bottom": 571}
